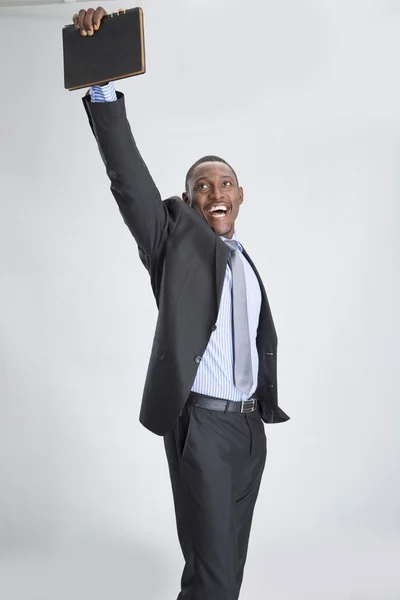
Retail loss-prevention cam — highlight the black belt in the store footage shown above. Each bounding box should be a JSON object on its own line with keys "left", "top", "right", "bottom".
{"left": 187, "top": 392, "right": 258, "bottom": 414}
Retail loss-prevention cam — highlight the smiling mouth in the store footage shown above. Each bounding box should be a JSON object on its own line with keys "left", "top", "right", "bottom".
{"left": 206, "top": 205, "right": 230, "bottom": 219}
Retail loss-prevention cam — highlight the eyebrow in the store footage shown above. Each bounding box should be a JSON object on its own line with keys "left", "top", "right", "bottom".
{"left": 194, "top": 175, "right": 234, "bottom": 184}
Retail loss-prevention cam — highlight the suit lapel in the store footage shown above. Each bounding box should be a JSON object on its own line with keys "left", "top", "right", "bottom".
{"left": 241, "top": 246, "right": 266, "bottom": 299}
{"left": 241, "top": 246, "right": 277, "bottom": 341}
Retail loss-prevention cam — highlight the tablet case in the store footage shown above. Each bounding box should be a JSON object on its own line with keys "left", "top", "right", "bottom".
{"left": 62, "top": 7, "right": 145, "bottom": 91}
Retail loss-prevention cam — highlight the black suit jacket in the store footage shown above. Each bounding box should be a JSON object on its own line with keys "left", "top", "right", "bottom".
{"left": 83, "top": 92, "right": 289, "bottom": 436}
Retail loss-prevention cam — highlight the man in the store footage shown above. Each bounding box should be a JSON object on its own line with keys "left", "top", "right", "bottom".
{"left": 75, "top": 7, "right": 289, "bottom": 599}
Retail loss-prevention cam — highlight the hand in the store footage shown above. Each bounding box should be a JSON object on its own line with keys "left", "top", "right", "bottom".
{"left": 72, "top": 6, "right": 107, "bottom": 37}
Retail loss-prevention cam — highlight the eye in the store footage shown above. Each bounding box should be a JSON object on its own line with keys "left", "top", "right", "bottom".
{"left": 195, "top": 182, "right": 209, "bottom": 190}
{"left": 223, "top": 181, "right": 233, "bottom": 187}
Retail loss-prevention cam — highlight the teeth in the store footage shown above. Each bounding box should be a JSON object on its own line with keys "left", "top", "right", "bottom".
{"left": 210, "top": 206, "right": 227, "bottom": 213}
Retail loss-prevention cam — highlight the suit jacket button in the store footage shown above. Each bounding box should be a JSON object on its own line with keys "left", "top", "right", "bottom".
{"left": 194, "top": 356, "right": 202, "bottom": 364}
{"left": 211, "top": 325, "right": 217, "bottom": 332}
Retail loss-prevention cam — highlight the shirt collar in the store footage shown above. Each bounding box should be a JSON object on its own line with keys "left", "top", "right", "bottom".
{"left": 220, "top": 230, "right": 243, "bottom": 253}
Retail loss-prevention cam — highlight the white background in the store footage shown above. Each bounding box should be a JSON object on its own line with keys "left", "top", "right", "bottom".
{"left": 0, "top": 1, "right": 399, "bottom": 598}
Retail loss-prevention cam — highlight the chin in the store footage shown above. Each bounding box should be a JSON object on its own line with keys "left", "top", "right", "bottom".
{"left": 211, "top": 222, "right": 234, "bottom": 238}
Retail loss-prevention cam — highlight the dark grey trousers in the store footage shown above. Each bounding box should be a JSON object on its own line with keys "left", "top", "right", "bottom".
{"left": 164, "top": 396, "right": 267, "bottom": 600}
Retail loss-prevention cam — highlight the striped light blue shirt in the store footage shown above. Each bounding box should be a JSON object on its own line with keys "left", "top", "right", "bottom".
{"left": 90, "top": 82, "right": 118, "bottom": 102}
{"left": 90, "top": 82, "right": 262, "bottom": 402}
{"left": 191, "top": 233, "right": 261, "bottom": 402}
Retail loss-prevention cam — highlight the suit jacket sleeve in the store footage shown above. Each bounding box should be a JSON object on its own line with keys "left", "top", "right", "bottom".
{"left": 82, "top": 91, "right": 172, "bottom": 256}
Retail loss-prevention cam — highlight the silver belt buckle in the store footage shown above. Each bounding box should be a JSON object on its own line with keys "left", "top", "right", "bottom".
{"left": 241, "top": 398, "right": 256, "bottom": 413}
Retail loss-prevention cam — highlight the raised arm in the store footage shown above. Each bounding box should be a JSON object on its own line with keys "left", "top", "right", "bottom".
{"left": 75, "top": 7, "right": 170, "bottom": 256}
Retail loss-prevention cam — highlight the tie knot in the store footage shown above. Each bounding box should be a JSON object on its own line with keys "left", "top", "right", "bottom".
{"left": 224, "top": 239, "right": 238, "bottom": 252}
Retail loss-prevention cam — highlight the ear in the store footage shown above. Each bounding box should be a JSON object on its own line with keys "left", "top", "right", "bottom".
{"left": 182, "top": 192, "right": 191, "bottom": 205}
{"left": 238, "top": 187, "right": 244, "bottom": 205}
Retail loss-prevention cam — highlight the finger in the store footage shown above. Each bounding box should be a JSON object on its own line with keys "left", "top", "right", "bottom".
{"left": 72, "top": 13, "right": 79, "bottom": 28}
{"left": 84, "top": 8, "right": 95, "bottom": 36}
{"left": 78, "top": 9, "right": 87, "bottom": 36}
{"left": 93, "top": 6, "right": 107, "bottom": 31}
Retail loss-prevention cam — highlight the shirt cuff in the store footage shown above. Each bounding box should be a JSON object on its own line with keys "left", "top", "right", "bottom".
{"left": 90, "top": 81, "right": 117, "bottom": 102}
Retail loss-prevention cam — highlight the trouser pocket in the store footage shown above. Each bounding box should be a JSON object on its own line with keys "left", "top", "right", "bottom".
{"left": 175, "top": 405, "right": 194, "bottom": 459}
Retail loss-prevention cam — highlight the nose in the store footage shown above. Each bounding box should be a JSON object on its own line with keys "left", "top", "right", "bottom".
{"left": 209, "top": 186, "right": 224, "bottom": 200}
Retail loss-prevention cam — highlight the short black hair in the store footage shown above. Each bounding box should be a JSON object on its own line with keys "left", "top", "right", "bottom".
{"left": 185, "top": 155, "right": 239, "bottom": 193}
